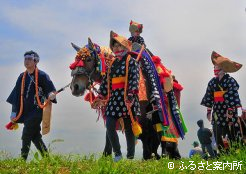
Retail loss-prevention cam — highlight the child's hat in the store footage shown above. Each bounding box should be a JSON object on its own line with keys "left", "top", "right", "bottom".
{"left": 129, "top": 20, "right": 143, "bottom": 33}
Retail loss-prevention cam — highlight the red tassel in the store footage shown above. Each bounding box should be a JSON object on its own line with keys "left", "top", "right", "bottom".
{"left": 70, "top": 60, "right": 84, "bottom": 70}
{"left": 84, "top": 92, "right": 96, "bottom": 102}
{"left": 173, "top": 81, "right": 184, "bottom": 91}
{"left": 69, "top": 61, "right": 78, "bottom": 70}
{"left": 84, "top": 93, "right": 90, "bottom": 102}
{"left": 77, "top": 60, "right": 84, "bottom": 67}
{"left": 5, "top": 122, "right": 14, "bottom": 130}
{"left": 151, "top": 56, "right": 161, "bottom": 64}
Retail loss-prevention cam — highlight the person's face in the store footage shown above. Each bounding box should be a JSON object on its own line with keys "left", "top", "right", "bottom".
{"left": 214, "top": 65, "right": 224, "bottom": 77}
{"left": 24, "top": 57, "right": 36, "bottom": 69}
{"left": 131, "top": 31, "right": 140, "bottom": 37}
{"left": 112, "top": 42, "right": 125, "bottom": 53}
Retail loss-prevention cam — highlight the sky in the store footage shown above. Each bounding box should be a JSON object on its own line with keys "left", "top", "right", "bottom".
{"left": 0, "top": 0, "right": 246, "bottom": 159}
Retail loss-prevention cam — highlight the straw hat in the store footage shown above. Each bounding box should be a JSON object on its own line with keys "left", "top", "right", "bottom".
{"left": 211, "top": 51, "right": 242, "bottom": 73}
{"left": 129, "top": 20, "right": 143, "bottom": 33}
{"left": 110, "top": 31, "right": 132, "bottom": 51}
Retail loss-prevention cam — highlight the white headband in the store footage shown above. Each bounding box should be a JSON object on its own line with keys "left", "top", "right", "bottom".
{"left": 24, "top": 54, "right": 39, "bottom": 62}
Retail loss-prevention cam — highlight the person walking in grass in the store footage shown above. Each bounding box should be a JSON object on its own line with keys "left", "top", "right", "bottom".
{"left": 6, "top": 50, "right": 57, "bottom": 160}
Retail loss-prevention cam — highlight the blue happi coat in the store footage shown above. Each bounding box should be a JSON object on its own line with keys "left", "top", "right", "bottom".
{"left": 7, "top": 69, "right": 56, "bottom": 123}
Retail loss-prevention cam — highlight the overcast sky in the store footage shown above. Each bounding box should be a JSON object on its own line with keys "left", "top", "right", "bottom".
{"left": 0, "top": 0, "right": 246, "bottom": 159}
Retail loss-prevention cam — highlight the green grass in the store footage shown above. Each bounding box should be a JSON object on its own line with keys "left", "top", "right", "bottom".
{"left": 0, "top": 147, "right": 245, "bottom": 174}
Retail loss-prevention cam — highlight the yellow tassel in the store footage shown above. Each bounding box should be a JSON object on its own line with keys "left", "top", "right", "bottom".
{"left": 12, "top": 123, "right": 19, "bottom": 130}
{"left": 132, "top": 121, "right": 142, "bottom": 137}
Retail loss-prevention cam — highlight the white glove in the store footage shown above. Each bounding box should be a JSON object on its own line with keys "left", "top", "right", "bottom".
{"left": 48, "top": 92, "right": 56, "bottom": 100}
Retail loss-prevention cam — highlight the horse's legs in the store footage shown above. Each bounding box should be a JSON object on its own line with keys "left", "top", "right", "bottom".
{"left": 139, "top": 131, "right": 152, "bottom": 160}
{"left": 166, "top": 142, "right": 181, "bottom": 160}
{"left": 161, "top": 141, "right": 168, "bottom": 157}
{"left": 151, "top": 129, "right": 161, "bottom": 159}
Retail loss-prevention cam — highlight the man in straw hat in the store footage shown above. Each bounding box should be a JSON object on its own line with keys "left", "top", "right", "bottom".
{"left": 201, "top": 51, "right": 242, "bottom": 152}
{"left": 6, "top": 50, "right": 57, "bottom": 160}
{"left": 93, "top": 31, "right": 141, "bottom": 161}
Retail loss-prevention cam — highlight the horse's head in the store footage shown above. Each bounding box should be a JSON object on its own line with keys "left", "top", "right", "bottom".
{"left": 69, "top": 38, "right": 101, "bottom": 96}
{"left": 69, "top": 38, "right": 113, "bottom": 97}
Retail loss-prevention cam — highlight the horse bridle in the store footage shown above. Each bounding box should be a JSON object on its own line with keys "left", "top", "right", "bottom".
{"left": 71, "top": 54, "right": 99, "bottom": 87}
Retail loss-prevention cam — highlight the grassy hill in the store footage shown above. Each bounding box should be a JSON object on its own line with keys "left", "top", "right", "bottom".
{"left": 0, "top": 146, "right": 245, "bottom": 174}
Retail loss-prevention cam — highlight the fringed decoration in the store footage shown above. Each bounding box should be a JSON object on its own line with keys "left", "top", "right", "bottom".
{"left": 96, "top": 106, "right": 106, "bottom": 124}
{"left": 5, "top": 122, "right": 19, "bottom": 130}
{"left": 98, "top": 53, "right": 106, "bottom": 76}
{"left": 152, "top": 56, "right": 172, "bottom": 84}
{"left": 84, "top": 92, "right": 95, "bottom": 102}
{"left": 141, "top": 51, "right": 169, "bottom": 126}
{"left": 167, "top": 90, "right": 187, "bottom": 139}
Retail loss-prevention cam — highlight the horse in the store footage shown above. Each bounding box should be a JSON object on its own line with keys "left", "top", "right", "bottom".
{"left": 69, "top": 38, "right": 187, "bottom": 160}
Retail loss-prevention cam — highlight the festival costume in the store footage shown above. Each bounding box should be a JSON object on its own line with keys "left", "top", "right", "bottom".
{"left": 128, "top": 21, "right": 187, "bottom": 137}
{"left": 128, "top": 21, "right": 187, "bottom": 158}
{"left": 159, "top": 76, "right": 185, "bottom": 159}
{"left": 99, "top": 55, "right": 141, "bottom": 119}
{"left": 6, "top": 52, "right": 56, "bottom": 160}
{"left": 128, "top": 36, "right": 145, "bottom": 46}
{"left": 201, "top": 51, "right": 242, "bottom": 151}
{"left": 128, "top": 20, "right": 145, "bottom": 46}
{"left": 98, "top": 31, "right": 140, "bottom": 159}
{"left": 130, "top": 43, "right": 170, "bottom": 128}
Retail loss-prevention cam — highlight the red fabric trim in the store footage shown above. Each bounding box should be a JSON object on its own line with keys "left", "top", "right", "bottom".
{"left": 112, "top": 83, "right": 125, "bottom": 90}
{"left": 214, "top": 97, "right": 224, "bottom": 102}
{"left": 128, "top": 51, "right": 138, "bottom": 56}
{"left": 128, "top": 89, "right": 139, "bottom": 94}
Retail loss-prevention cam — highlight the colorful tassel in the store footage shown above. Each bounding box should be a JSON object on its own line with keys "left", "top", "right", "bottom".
{"left": 5, "top": 122, "right": 18, "bottom": 130}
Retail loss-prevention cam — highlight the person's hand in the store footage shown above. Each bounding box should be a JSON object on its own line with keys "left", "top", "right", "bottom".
{"left": 48, "top": 92, "right": 56, "bottom": 100}
{"left": 226, "top": 109, "right": 233, "bottom": 119}
{"left": 207, "top": 108, "right": 212, "bottom": 122}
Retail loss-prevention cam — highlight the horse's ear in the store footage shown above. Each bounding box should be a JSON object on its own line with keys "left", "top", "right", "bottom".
{"left": 88, "top": 37, "right": 94, "bottom": 50}
{"left": 71, "top": 42, "right": 81, "bottom": 52}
